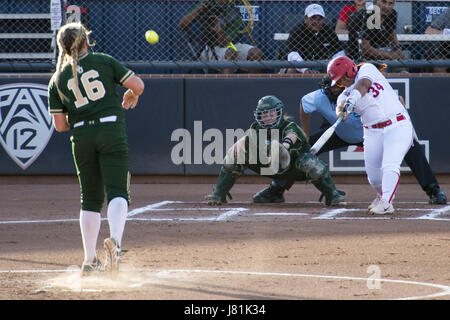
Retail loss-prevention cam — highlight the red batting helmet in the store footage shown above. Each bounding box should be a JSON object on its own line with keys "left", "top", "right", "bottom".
{"left": 327, "top": 56, "right": 357, "bottom": 86}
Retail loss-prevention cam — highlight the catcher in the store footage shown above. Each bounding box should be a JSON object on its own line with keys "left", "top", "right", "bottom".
{"left": 205, "top": 95, "right": 346, "bottom": 206}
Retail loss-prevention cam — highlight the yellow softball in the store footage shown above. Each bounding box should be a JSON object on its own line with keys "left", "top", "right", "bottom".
{"left": 145, "top": 30, "right": 159, "bottom": 45}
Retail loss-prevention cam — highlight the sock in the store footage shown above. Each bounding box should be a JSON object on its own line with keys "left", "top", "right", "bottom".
{"left": 382, "top": 170, "right": 400, "bottom": 203}
{"left": 366, "top": 166, "right": 382, "bottom": 196}
{"left": 80, "top": 210, "right": 101, "bottom": 263}
{"left": 107, "top": 197, "right": 128, "bottom": 247}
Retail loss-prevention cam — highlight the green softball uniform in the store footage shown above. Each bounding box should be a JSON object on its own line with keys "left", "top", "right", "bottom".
{"left": 48, "top": 52, "right": 134, "bottom": 212}
{"left": 238, "top": 117, "right": 314, "bottom": 179}
{"left": 208, "top": 117, "right": 342, "bottom": 203}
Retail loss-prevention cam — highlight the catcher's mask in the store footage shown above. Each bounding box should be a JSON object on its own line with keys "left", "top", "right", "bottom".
{"left": 254, "top": 95, "right": 284, "bottom": 129}
{"left": 320, "top": 76, "right": 344, "bottom": 104}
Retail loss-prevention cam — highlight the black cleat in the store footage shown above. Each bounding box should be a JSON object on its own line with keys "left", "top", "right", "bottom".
{"left": 425, "top": 184, "right": 447, "bottom": 205}
{"left": 429, "top": 189, "right": 447, "bottom": 205}
{"left": 253, "top": 183, "right": 285, "bottom": 203}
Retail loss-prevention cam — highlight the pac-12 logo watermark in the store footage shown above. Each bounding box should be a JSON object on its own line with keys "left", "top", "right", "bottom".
{"left": 0, "top": 83, "right": 54, "bottom": 169}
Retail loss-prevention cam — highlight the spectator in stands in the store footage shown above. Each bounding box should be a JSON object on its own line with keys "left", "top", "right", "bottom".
{"left": 283, "top": 3, "right": 344, "bottom": 74}
{"left": 335, "top": 0, "right": 367, "bottom": 34}
{"left": 424, "top": 7, "right": 450, "bottom": 73}
{"left": 178, "top": 0, "right": 263, "bottom": 74}
{"left": 347, "top": 0, "right": 405, "bottom": 65}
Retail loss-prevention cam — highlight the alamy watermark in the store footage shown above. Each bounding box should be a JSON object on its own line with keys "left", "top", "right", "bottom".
{"left": 366, "top": 4, "right": 382, "bottom": 30}
{"left": 170, "top": 121, "right": 286, "bottom": 175}
{"left": 366, "top": 265, "right": 382, "bottom": 290}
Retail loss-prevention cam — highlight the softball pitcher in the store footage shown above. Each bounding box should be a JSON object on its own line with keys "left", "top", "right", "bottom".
{"left": 206, "top": 95, "right": 346, "bottom": 206}
{"left": 328, "top": 56, "right": 413, "bottom": 214}
{"left": 48, "top": 23, "right": 145, "bottom": 276}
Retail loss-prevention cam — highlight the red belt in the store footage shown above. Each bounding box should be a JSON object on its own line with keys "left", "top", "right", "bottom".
{"left": 364, "top": 114, "right": 405, "bottom": 129}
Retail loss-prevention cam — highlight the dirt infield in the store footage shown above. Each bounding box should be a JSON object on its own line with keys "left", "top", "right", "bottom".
{"left": 0, "top": 175, "right": 449, "bottom": 301}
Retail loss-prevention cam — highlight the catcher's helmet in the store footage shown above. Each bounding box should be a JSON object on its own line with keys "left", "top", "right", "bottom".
{"left": 320, "top": 76, "right": 344, "bottom": 104}
{"left": 254, "top": 95, "right": 284, "bottom": 129}
{"left": 327, "top": 56, "right": 357, "bottom": 86}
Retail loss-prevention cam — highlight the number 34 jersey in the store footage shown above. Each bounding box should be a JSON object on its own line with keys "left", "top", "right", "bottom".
{"left": 337, "top": 63, "right": 406, "bottom": 127}
{"left": 48, "top": 52, "right": 134, "bottom": 126}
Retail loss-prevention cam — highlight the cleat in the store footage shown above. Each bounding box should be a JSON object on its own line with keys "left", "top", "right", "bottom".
{"left": 425, "top": 184, "right": 447, "bottom": 205}
{"left": 104, "top": 238, "right": 121, "bottom": 276}
{"left": 368, "top": 194, "right": 382, "bottom": 210}
{"left": 429, "top": 190, "right": 447, "bottom": 205}
{"left": 205, "top": 193, "right": 226, "bottom": 206}
{"left": 253, "top": 184, "right": 285, "bottom": 203}
{"left": 81, "top": 256, "right": 103, "bottom": 277}
{"left": 369, "top": 198, "right": 395, "bottom": 215}
{"left": 320, "top": 190, "right": 346, "bottom": 206}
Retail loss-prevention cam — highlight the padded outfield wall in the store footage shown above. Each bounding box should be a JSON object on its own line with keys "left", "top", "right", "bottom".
{"left": 0, "top": 75, "right": 449, "bottom": 175}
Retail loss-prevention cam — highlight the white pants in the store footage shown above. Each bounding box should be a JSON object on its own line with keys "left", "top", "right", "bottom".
{"left": 363, "top": 118, "right": 413, "bottom": 203}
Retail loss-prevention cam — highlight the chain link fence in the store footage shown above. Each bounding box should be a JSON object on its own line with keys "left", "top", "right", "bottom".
{"left": 1, "top": 0, "right": 449, "bottom": 72}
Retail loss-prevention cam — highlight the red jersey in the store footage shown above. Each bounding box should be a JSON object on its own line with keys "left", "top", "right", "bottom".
{"left": 338, "top": 5, "right": 357, "bottom": 24}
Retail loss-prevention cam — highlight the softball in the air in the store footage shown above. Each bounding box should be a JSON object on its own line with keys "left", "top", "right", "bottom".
{"left": 145, "top": 30, "right": 159, "bottom": 44}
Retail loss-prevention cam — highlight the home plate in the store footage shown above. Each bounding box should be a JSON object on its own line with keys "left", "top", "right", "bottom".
{"left": 254, "top": 212, "right": 309, "bottom": 216}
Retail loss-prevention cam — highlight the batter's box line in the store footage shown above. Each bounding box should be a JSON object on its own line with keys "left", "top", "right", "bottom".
{"left": 313, "top": 206, "right": 450, "bottom": 221}
{"left": 127, "top": 201, "right": 248, "bottom": 222}
{"left": 406, "top": 205, "right": 450, "bottom": 221}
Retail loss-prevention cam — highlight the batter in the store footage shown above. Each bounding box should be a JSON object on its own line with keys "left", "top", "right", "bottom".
{"left": 328, "top": 56, "right": 413, "bottom": 214}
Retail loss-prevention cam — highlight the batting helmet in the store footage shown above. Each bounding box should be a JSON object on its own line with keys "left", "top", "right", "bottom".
{"left": 254, "top": 95, "right": 284, "bottom": 129}
{"left": 327, "top": 56, "right": 357, "bottom": 86}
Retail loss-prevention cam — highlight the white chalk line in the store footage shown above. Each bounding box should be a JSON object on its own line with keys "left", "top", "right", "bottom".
{"left": 408, "top": 205, "right": 450, "bottom": 220}
{"left": 0, "top": 202, "right": 448, "bottom": 224}
{"left": 1, "top": 268, "right": 449, "bottom": 300}
{"left": 127, "top": 200, "right": 178, "bottom": 217}
{"left": 128, "top": 200, "right": 247, "bottom": 222}
{"left": 254, "top": 212, "right": 309, "bottom": 216}
{"left": 313, "top": 205, "right": 450, "bottom": 221}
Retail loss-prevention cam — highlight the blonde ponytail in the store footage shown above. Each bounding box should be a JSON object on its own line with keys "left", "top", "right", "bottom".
{"left": 53, "top": 22, "right": 93, "bottom": 102}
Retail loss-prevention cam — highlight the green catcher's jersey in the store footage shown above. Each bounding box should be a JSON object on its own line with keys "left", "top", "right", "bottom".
{"left": 246, "top": 117, "right": 311, "bottom": 157}
{"left": 48, "top": 52, "right": 134, "bottom": 126}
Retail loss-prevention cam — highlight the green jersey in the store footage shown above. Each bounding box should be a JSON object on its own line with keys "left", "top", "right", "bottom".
{"left": 246, "top": 118, "right": 311, "bottom": 157}
{"left": 48, "top": 52, "right": 134, "bottom": 126}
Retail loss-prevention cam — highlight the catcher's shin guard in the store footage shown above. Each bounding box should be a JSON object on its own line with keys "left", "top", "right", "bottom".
{"left": 206, "top": 165, "right": 241, "bottom": 205}
{"left": 312, "top": 173, "right": 346, "bottom": 206}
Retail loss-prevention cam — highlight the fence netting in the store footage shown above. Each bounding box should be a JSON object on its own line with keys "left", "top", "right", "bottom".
{"left": 1, "top": 0, "right": 449, "bottom": 72}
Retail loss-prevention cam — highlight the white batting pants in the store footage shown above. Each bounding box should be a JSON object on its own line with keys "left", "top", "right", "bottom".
{"left": 364, "top": 119, "right": 413, "bottom": 203}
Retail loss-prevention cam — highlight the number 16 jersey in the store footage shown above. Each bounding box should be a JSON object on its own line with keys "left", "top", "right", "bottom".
{"left": 48, "top": 52, "right": 134, "bottom": 126}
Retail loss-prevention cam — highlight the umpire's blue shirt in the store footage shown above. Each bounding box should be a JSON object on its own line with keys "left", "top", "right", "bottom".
{"left": 301, "top": 89, "right": 363, "bottom": 144}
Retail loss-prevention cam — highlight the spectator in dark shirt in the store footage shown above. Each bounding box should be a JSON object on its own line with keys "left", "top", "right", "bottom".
{"left": 283, "top": 3, "right": 344, "bottom": 74}
{"left": 179, "top": 0, "right": 263, "bottom": 73}
{"left": 347, "top": 0, "right": 404, "bottom": 62}
{"left": 335, "top": 0, "right": 367, "bottom": 35}
{"left": 424, "top": 7, "right": 450, "bottom": 73}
